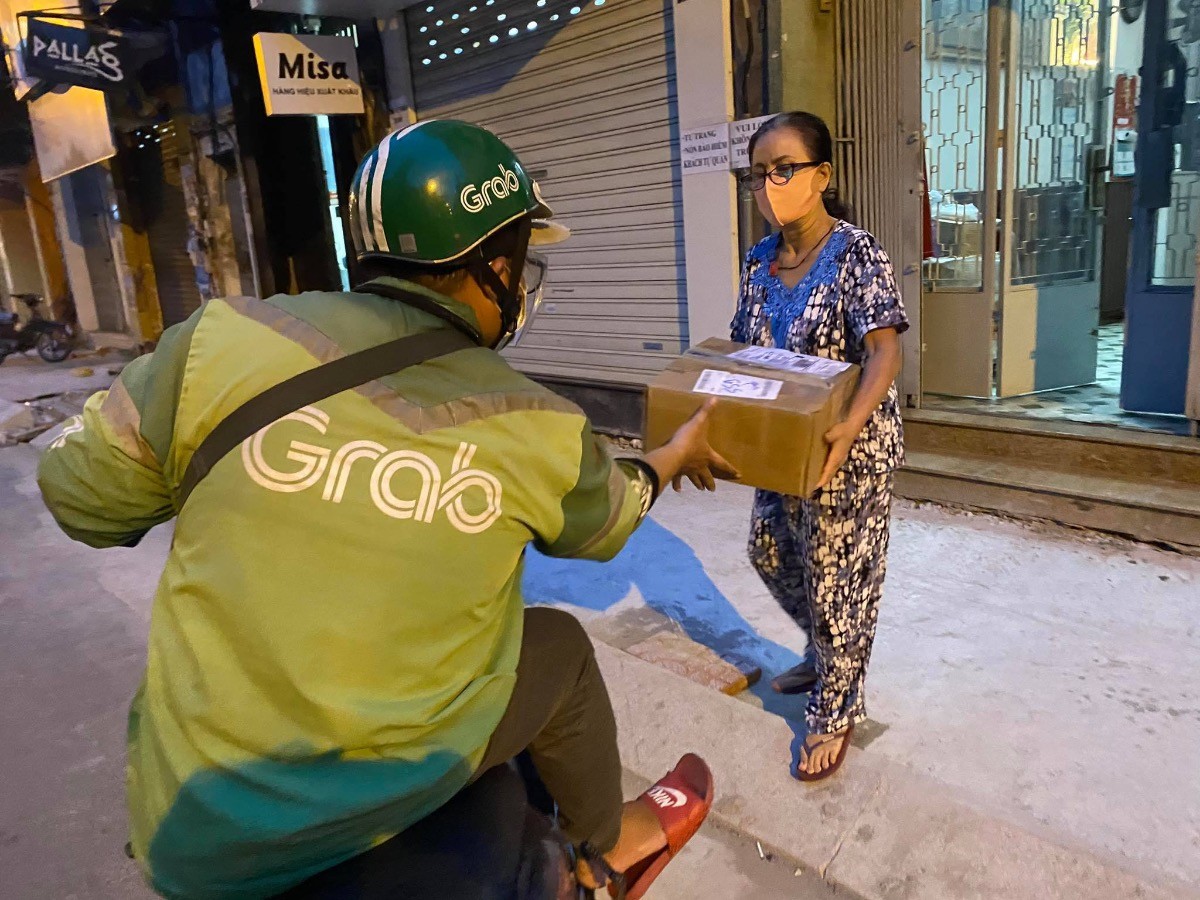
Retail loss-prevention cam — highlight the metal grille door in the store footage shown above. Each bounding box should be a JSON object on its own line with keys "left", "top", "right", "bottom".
{"left": 406, "top": 0, "right": 686, "bottom": 387}
{"left": 834, "top": 0, "right": 925, "bottom": 400}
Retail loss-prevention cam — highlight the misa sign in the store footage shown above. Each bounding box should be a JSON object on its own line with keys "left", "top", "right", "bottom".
{"left": 253, "top": 33, "right": 364, "bottom": 117}
{"left": 22, "top": 17, "right": 129, "bottom": 91}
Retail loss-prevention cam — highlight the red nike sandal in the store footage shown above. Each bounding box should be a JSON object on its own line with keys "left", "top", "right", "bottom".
{"left": 610, "top": 753, "right": 715, "bottom": 899}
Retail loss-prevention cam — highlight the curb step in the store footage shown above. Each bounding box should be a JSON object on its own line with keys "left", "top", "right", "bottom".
{"left": 898, "top": 450, "right": 1200, "bottom": 549}
{"left": 899, "top": 411, "right": 1200, "bottom": 549}
{"left": 590, "top": 637, "right": 1196, "bottom": 900}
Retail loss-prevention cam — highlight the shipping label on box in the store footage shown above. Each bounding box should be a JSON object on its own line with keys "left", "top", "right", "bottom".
{"left": 645, "top": 338, "right": 861, "bottom": 497}
{"left": 692, "top": 369, "right": 784, "bottom": 401}
{"left": 726, "top": 346, "right": 853, "bottom": 379}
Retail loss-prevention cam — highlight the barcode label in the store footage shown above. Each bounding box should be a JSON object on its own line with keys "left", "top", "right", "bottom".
{"left": 728, "top": 346, "right": 852, "bottom": 378}
{"left": 692, "top": 369, "right": 783, "bottom": 401}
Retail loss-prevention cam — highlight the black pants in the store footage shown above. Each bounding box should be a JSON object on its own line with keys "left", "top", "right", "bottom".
{"left": 475, "top": 606, "right": 624, "bottom": 850}
{"left": 281, "top": 607, "right": 624, "bottom": 898}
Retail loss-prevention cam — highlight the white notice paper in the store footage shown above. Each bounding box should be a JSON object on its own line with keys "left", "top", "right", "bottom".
{"left": 680, "top": 124, "right": 731, "bottom": 174}
{"left": 728, "top": 346, "right": 853, "bottom": 378}
{"left": 728, "top": 115, "right": 774, "bottom": 169}
{"left": 692, "top": 369, "right": 783, "bottom": 401}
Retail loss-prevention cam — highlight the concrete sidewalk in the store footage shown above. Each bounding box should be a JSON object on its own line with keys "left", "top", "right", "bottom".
{"left": 594, "top": 641, "right": 1195, "bottom": 900}
{"left": 527, "top": 483, "right": 1200, "bottom": 899}
{"left": 0, "top": 353, "right": 127, "bottom": 447}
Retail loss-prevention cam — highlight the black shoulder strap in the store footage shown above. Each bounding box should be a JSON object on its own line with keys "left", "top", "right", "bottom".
{"left": 354, "top": 278, "right": 484, "bottom": 343}
{"left": 177, "top": 327, "right": 473, "bottom": 507}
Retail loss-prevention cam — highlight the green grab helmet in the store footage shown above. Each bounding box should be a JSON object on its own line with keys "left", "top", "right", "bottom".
{"left": 348, "top": 120, "right": 569, "bottom": 348}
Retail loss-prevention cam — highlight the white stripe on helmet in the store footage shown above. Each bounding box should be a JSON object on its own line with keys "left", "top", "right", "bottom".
{"left": 356, "top": 155, "right": 376, "bottom": 252}
{"left": 369, "top": 134, "right": 392, "bottom": 252}
{"left": 369, "top": 120, "right": 434, "bottom": 255}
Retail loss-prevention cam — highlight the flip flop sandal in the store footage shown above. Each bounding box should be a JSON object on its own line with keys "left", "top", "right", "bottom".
{"left": 609, "top": 754, "right": 715, "bottom": 900}
{"left": 793, "top": 725, "right": 854, "bottom": 783}
{"left": 770, "top": 658, "right": 818, "bottom": 695}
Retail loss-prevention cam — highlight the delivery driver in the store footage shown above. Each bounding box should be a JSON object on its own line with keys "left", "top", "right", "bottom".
{"left": 37, "top": 120, "right": 735, "bottom": 899}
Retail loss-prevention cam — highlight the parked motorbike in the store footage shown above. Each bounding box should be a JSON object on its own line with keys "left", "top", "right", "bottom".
{"left": 0, "top": 294, "right": 75, "bottom": 364}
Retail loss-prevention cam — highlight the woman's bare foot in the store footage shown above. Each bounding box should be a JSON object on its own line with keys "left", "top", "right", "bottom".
{"left": 575, "top": 800, "right": 667, "bottom": 889}
{"left": 797, "top": 727, "right": 850, "bottom": 777}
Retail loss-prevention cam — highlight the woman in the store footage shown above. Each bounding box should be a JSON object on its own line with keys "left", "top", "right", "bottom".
{"left": 731, "top": 111, "right": 908, "bottom": 781}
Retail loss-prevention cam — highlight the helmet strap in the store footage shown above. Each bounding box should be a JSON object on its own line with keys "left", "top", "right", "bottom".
{"left": 473, "top": 217, "right": 532, "bottom": 348}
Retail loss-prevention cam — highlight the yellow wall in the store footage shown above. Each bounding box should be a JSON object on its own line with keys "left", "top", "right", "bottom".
{"left": 780, "top": 0, "right": 837, "bottom": 126}
{"left": 0, "top": 198, "right": 42, "bottom": 300}
{"left": 24, "top": 160, "right": 70, "bottom": 319}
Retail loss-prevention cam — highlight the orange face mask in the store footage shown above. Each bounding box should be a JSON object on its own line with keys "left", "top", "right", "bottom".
{"left": 762, "top": 176, "right": 822, "bottom": 228}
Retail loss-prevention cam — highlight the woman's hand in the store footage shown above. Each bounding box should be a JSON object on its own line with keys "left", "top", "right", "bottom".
{"left": 814, "top": 327, "right": 902, "bottom": 493}
{"left": 815, "top": 419, "right": 860, "bottom": 491}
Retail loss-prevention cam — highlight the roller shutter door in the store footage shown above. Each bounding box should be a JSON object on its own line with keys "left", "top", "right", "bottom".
{"left": 406, "top": 0, "right": 687, "bottom": 386}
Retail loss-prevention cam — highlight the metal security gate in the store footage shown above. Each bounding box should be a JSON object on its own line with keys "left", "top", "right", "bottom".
{"left": 834, "top": 0, "right": 925, "bottom": 403}
{"left": 406, "top": 0, "right": 686, "bottom": 387}
{"left": 920, "top": 0, "right": 1109, "bottom": 400}
{"left": 131, "top": 121, "right": 204, "bottom": 328}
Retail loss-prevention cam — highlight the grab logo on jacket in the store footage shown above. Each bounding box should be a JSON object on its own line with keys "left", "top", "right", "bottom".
{"left": 241, "top": 407, "right": 502, "bottom": 534}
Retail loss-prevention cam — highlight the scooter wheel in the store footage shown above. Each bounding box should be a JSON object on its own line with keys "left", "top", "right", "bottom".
{"left": 37, "top": 329, "right": 72, "bottom": 363}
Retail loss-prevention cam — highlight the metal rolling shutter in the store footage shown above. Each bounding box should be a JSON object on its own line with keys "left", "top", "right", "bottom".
{"left": 142, "top": 122, "right": 203, "bottom": 328}
{"left": 406, "top": 0, "right": 686, "bottom": 387}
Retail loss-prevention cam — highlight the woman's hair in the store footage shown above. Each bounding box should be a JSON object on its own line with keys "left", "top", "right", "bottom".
{"left": 746, "top": 111, "right": 855, "bottom": 223}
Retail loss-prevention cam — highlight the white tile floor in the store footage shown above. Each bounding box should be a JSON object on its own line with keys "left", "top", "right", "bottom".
{"left": 924, "top": 323, "right": 1195, "bottom": 436}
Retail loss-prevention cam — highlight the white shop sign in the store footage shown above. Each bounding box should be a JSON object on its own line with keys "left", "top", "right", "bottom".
{"left": 253, "top": 33, "right": 364, "bottom": 117}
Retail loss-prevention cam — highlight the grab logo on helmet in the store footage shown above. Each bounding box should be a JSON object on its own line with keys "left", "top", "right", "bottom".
{"left": 460, "top": 165, "right": 522, "bottom": 214}
{"left": 241, "top": 407, "right": 503, "bottom": 534}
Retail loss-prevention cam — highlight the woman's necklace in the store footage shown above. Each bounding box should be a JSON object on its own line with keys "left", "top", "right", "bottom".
{"left": 769, "top": 222, "right": 836, "bottom": 277}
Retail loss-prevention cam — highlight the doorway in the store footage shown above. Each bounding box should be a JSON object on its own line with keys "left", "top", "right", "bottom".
{"left": 1121, "top": 0, "right": 1199, "bottom": 419}
{"left": 65, "top": 167, "right": 127, "bottom": 334}
{"left": 316, "top": 115, "right": 351, "bottom": 292}
{"left": 919, "top": 0, "right": 1197, "bottom": 437}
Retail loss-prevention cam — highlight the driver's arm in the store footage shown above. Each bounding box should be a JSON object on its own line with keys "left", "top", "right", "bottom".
{"left": 532, "top": 418, "right": 656, "bottom": 562}
{"left": 37, "top": 317, "right": 197, "bottom": 548}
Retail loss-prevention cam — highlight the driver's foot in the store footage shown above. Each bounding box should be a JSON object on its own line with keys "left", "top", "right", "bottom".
{"left": 575, "top": 800, "right": 667, "bottom": 889}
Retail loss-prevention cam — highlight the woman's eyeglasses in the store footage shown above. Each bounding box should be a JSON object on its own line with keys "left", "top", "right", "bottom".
{"left": 736, "top": 161, "right": 822, "bottom": 192}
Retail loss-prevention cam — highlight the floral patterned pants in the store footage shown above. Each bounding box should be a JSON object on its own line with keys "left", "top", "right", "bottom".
{"left": 748, "top": 466, "right": 895, "bottom": 735}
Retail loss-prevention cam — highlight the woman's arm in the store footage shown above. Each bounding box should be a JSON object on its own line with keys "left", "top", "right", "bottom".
{"left": 815, "top": 326, "right": 902, "bottom": 490}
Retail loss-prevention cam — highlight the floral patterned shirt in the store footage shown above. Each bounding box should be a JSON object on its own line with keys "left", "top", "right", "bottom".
{"left": 730, "top": 221, "right": 909, "bottom": 473}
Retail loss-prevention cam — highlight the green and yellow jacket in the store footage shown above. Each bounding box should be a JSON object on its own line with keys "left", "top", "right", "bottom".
{"left": 37, "top": 279, "right": 653, "bottom": 898}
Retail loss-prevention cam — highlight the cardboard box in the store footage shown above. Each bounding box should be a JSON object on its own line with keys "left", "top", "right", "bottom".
{"left": 645, "top": 338, "right": 861, "bottom": 497}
